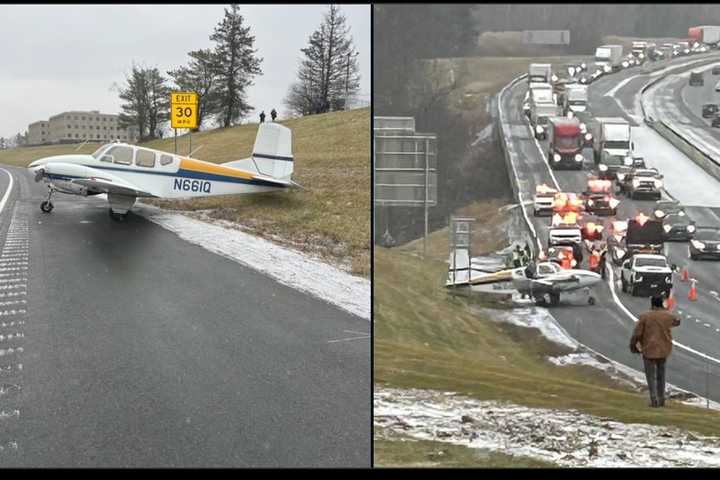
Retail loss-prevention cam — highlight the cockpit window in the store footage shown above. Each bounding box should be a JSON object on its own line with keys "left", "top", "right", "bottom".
{"left": 160, "top": 154, "right": 174, "bottom": 166}
{"left": 106, "top": 145, "right": 133, "bottom": 165}
{"left": 135, "top": 149, "right": 156, "bottom": 168}
{"left": 91, "top": 144, "right": 111, "bottom": 159}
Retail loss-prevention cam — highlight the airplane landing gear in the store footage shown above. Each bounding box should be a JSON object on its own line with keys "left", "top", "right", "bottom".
{"left": 40, "top": 186, "right": 55, "bottom": 213}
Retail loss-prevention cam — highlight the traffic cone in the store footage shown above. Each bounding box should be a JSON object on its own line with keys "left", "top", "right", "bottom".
{"left": 688, "top": 280, "right": 698, "bottom": 301}
{"left": 681, "top": 267, "right": 689, "bottom": 282}
{"left": 665, "top": 291, "right": 675, "bottom": 310}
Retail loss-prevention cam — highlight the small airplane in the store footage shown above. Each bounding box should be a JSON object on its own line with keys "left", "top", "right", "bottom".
{"left": 28, "top": 122, "right": 297, "bottom": 220}
{"left": 447, "top": 256, "right": 601, "bottom": 306}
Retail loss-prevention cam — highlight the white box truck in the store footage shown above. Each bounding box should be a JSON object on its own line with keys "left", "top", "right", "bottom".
{"left": 564, "top": 85, "right": 588, "bottom": 114}
{"left": 528, "top": 63, "right": 553, "bottom": 84}
{"left": 593, "top": 117, "right": 633, "bottom": 168}
{"left": 595, "top": 45, "right": 624, "bottom": 73}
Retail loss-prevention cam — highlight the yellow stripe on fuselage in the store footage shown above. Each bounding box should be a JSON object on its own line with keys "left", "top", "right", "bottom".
{"left": 179, "top": 158, "right": 256, "bottom": 180}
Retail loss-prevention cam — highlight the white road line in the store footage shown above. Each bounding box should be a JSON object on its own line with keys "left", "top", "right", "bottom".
{"left": 0, "top": 169, "right": 13, "bottom": 215}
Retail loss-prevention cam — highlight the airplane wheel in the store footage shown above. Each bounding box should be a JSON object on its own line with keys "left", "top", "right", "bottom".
{"left": 109, "top": 209, "right": 128, "bottom": 221}
{"left": 40, "top": 201, "right": 53, "bottom": 213}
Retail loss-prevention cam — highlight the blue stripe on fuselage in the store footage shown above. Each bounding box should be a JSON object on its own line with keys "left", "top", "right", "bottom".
{"left": 47, "top": 164, "right": 288, "bottom": 189}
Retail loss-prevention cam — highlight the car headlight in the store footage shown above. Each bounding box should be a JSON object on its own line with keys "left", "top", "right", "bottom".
{"left": 617, "top": 173, "right": 626, "bottom": 181}
{"left": 575, "top": 153, "right": 583, "bottom": 162}
{"left": 580, "top": 77, "right": 587, "bottom": 84}
{"left": 687, "top": 225, "right": 696, "bottom": 233}
{"left": 585, "top": 133, "right": 592, "bottom": 141}
{"left": 581, "top": 63, "right": 587, "bottom": 70}
{"left": 599, "top": 164, "right": 608, "bottom": 172}
{"left": 551, "top": 74, "right": 558, "bottom": 83}
{"left": 579, "top": 122, "right": 587, "bottom": 132}
{"left": 639, "top": 53, "right": 645, "bottom": 59}
{"left": 692, "top": 240, "right": 706, "bottom": 249}
{"left": 635, "top": 275, "right": 643, "bottom": 283}
{"left": 654, "top": 209, "right": 664, "bottom": 218}
{"left": 678, "top": 211, "right": 685, "bottom": 216}
{"left": 663, "top": 224, "right": 672, "bottom": 232}
{"left": 536, "top": 125, "right": 544, "bottom": 134}
{"left": 654, "top": 179, "right": 663, "bottom": 188}
{"left": 622, "top": 61, "right": 629, "bottom": 68}
{"left": 553, "top": 153, "right": 561, "bottom": 162}
{"left": 588, "top": 199, "right": 594, "bottom": 206}
{"left": 632, "top": 179, "right": 641, "bottom": 188}
{"left": 604, "top": 65, "right": 611, "bottom": 73}
{"left": 624, "top": 157, "right": 633, "bottom": 166}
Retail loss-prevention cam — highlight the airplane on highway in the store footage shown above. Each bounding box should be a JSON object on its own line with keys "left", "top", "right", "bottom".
{"left": 28, "top": 122, "right": 297, "bottom": 219}
{"left": 447, "top": 258, "right": 602, "bottom": 306}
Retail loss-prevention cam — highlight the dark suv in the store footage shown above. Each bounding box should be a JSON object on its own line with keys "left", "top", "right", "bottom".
{"left": 690, "top": 71, "right": 704, "bottom": 86}
{"left": 702, "top": 104, "right": 719, "bottom": 118}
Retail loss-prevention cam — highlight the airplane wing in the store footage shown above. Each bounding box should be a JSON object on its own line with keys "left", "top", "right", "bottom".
{"left": 69, "top": 175, "right": 154, "bottom": 197}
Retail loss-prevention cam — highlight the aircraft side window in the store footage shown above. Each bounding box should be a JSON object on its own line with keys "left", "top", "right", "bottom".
{"left": 160, "top": 154, "right": 174, "bottom": 166}
{"left": 107, "top": 146, "right": 133, "bottom": 165}
{"left": 538, "top": 265, "right": 553, "bottom": 275}
{"left": 135, "top": 149, "right": 156, "bottom": 168}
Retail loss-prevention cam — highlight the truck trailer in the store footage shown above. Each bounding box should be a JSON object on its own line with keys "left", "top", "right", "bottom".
{"left": 595, "top": 45, "right": 624, "bottom": 72}
{"left": 689, "top": 25, "right": 720, "bottom": 45}
{"left": 593, "top": 117, "right": 632, "bottom": 167}
{"left": 528, "top": 63, "right": 553, "bottom": 84}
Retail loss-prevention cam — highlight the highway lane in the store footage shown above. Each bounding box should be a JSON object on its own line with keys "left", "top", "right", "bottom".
{"left": 501, "top": 58, "right": 720, "bottom": 402}
{"left": 0, "top": 165, "right": 370, "bottom": 467}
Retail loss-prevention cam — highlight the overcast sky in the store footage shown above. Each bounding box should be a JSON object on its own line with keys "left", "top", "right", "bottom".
{"left": 0, "top": 3, "right": 370, "bottom": 139}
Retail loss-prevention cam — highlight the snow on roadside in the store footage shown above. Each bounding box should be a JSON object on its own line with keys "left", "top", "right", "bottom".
{"left": 134, "top": 205, "right": 370, "bottom": 320}
{"left": 474, "top": 305, "right": 720, "bottom": 409}
{"left": 375, "top": 386, "right": 720, "bottom": 467}
{"left": 474, "top": 305, "right": 579, "bottom": 350}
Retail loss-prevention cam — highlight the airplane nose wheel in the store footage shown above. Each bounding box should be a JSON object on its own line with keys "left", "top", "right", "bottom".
{"left": 40, "top": 186, "right": 55, "bottom": 213}
{"left": 108, "top": 209, "right": 128, "bottom": 221}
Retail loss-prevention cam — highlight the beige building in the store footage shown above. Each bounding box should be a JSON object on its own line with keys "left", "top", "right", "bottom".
{"left": 28, "top": 110, "right": 139, "bottom": 145}
{"left": 28, "top": 120, "right": 50, "bottom": 145}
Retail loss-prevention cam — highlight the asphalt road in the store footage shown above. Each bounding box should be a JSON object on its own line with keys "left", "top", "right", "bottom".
{"left": 500, "top": 55, "right": 720, "bottom": 402}
{"left": 0, "top": 165, "right": 370, "bottom": 467}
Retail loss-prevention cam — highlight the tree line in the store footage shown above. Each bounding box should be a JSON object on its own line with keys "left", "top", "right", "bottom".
{"left": 118, "top": 3, "right": 360, "bottom": 143}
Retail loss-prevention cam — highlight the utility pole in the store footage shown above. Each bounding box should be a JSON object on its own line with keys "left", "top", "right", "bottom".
{"left": 345, "top": 50, "right": 359, "bottom": 110}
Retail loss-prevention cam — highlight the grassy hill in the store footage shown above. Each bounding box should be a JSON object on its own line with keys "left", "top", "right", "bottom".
{"left": 0, "top": 108, "right": 370, "bottom": 277}
{"left": 374, "top": 199, "right": 720, "bottom": 466}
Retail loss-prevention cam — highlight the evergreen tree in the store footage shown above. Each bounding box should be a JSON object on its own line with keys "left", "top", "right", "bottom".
{"left": 209, "top": 4, "right": 262, "bottom": 127}
{"left": 284, "top": 4, "right": 360, "bottom": 116}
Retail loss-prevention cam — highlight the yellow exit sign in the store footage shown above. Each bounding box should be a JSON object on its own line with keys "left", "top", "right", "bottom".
{"left": 171, "top": 91, "right": 199, "bottom": 129}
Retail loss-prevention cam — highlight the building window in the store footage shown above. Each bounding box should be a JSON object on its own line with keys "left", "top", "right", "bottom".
{"left": 68, "top": 134, "right": 72, "bottom": 138}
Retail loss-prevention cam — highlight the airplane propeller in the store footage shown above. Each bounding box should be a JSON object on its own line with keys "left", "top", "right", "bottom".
{"left": 34, "top": 168, "right": 46, "bottom": 182}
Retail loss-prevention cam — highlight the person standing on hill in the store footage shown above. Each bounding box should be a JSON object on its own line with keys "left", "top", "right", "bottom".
{"left": 271, "top": 108, "right": 277, "bottom": 122}
{"left": 259, "top": 111, "right": 266, "bottom": 123}
{"left": 629, "top": 295, "right": 681, "bottom": 408}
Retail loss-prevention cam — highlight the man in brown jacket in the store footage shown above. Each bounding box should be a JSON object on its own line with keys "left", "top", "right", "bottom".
{"left": 629, "top": 295, "right": 681, "bottom": 407}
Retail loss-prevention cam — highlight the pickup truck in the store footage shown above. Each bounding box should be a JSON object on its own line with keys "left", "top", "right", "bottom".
{"left": 620, "top": 254, "right": 673, "bottom": 297}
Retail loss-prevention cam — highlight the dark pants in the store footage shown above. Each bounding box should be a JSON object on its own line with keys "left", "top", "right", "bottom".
{"left": 643, "top": 356, "right": 667, "bottom": 406}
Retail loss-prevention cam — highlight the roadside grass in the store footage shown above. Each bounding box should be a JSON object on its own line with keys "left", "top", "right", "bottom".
{"left": 374, "top": 199, "right": 720, "bottom": 448}
{"left": 0, "top": 108, "right": 370, "bottom": 277}
{"left": 374, "top": 429, "right": 555, "bottom": 468}
{"left": 0, "top": 143, "right": 98, "bottom": 167}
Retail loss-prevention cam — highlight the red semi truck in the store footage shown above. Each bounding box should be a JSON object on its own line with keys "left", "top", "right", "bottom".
{"left": 547, "top": 117, "right": 584, "bottom": 170}
{"left": 689, "top": 25, "right": 720, "bottom": 45}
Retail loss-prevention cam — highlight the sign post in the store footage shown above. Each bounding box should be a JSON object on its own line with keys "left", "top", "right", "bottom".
{"left": 170, "top": 91, "right": 199, "bottom": 156}
{"left": 374, "top": 116, "right": 437, "bottom": 257}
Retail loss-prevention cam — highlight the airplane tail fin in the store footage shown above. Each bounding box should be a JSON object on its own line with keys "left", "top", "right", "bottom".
{"left": 222, "top": 123, "right": 294, "bottom": 181}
